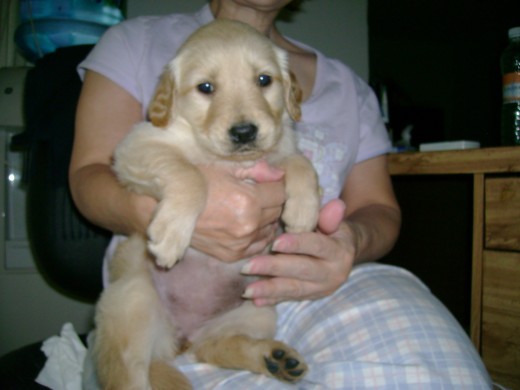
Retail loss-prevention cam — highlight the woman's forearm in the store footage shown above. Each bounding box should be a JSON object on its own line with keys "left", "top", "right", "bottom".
{"left": 69, "top": 163, "right": 155, "bottom": 236}
{"left": 339, "top": 155, "right": 402, "bottom": 264}
{"left": 342, "top": 203, "right": 401, "bottom": 264}
{"left": 70, "top": 71, "right": 152, "bottom": 236}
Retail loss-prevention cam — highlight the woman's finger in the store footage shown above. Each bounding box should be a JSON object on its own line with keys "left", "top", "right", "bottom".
{"left": 271, "top": 231, "right": 330, "bottom": 258}
{"left": 243, "top": 276, "right": 321, "bottom": 305}
{"left": 235, "top": 159, "right": 285, "bottom": 183}
{"left": 318, "top": 198, "right": 346, "bottom": 234}
{"left": 241, "top": 252, "right": 324, "bottom": 281}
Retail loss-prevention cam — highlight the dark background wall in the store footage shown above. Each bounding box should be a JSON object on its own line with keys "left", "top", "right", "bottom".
{"left": 369, "top": 0, "right": 520, "bottom": 332}
{"left": 368, "top": 0, "right": 520, "bottom": 147}
{"left": 380, "top": 176, "right": 474, "bottom": 331}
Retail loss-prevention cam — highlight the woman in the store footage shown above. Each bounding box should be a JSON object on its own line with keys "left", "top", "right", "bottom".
{"left": 70, "top": 0, "right": 491, "bottom": 388}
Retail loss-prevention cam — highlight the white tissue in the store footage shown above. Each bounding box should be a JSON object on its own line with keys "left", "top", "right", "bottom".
{"left": 35, "top": 323, "right": 87, "bottom": 390}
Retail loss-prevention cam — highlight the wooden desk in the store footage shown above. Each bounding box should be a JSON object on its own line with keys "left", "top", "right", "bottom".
{"left": 388, "top": 146, "right": 520, "bottom": 388}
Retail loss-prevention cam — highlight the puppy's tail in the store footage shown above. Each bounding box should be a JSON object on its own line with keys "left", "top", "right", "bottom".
{"left": 150, "top": 361, "right": 192, "bottom": 390}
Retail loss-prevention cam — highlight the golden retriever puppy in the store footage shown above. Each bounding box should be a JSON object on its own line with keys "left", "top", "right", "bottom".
{"left": 94, "top": 19, "right": 320, "bottom": 390}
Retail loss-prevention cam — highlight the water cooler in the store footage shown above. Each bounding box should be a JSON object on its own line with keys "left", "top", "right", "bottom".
{"left": 15, "top": 0, "right": 124, "bottom": 62}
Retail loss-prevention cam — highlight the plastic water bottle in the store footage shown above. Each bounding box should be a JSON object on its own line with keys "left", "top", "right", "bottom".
{"left": 500, "top": 27, "right": 520, "bottom": 146}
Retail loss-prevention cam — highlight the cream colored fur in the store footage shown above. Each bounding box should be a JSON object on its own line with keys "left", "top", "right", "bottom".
{"left": 94, "top": 20, "right": 320, "bottom": 389}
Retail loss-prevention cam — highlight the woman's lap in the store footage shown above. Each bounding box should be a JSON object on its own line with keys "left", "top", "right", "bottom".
{"left": 175, "top": 263, "right": 491, "bottom": 389}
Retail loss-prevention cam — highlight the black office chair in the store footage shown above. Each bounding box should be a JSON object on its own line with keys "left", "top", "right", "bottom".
{"left": 0, "top": 45, "right": 110, "bottom": 389}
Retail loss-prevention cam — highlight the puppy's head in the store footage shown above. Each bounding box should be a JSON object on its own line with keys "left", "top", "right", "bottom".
{"left": 148, "top": 20, "right": 302, "bottom": 161}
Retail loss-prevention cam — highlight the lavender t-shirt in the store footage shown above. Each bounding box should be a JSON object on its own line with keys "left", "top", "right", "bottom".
{"left": 78, "top": 4, "right": 390, "bottom": 205}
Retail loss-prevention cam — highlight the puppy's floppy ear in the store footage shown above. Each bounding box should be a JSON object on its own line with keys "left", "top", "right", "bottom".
{"left": 274, "top": 46, "right": 302, "bottom": 122}
{"left": 148, "top": 69, "right": 175, "bottom": 128}
{"left": 285, "top": 71, "right": 302, "bottom": 122}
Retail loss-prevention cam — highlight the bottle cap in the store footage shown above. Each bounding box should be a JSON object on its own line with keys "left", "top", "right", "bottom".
{"left": 509, "top": 27, "right": 520, "bottom": 39}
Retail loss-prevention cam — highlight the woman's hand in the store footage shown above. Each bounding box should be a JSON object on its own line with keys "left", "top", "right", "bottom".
{"left": 191, "top": 160, "right": 287, "bottom": 262}
{"left": 241, "top": 199, "right": 355, "bottom": 306}
{"left": 239, "top": 156, "right": 402, "bottom": 306}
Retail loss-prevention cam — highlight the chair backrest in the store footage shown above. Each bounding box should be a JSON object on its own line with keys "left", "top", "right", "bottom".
{"left": 12, "top": 45, "right": 110, "bottom": 303}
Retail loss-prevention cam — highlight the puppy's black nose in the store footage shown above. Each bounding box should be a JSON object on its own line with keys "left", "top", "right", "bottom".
{"left": 229, "top": 123, "right": 258, "bottom": 144}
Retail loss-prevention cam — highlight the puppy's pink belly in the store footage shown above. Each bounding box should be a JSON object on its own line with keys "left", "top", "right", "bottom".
{"left": 150, "top": 249, "right": 248, "bottom": 341}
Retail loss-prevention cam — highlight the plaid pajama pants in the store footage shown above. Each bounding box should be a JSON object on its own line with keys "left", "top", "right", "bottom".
{"left": 172, "top": 263, "right": 491, "bottom": 389}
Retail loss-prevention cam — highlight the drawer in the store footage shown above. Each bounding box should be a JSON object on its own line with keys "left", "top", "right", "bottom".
{"left": 485, "top": 177, "right": 520, "bottom": 251}
{"left": 481, "top": 250, "right": 520, "bottom": 389}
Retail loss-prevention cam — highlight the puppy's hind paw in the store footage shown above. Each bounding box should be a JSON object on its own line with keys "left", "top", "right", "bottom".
{"left": 263, "top": 344, "right": 308, "bottom": 383}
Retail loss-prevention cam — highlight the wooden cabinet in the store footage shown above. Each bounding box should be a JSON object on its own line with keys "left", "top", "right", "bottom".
{"left": 485, "top": 178, "right": 520, "bottom": 251}
{"left": 388, "top": 146, "right": 520, "bottom": 389}
{"left": 482, "top": 177, "right": 520, "bottom": 386}
{"left": 481, "top": 251, "right": 520, "bottom": 386}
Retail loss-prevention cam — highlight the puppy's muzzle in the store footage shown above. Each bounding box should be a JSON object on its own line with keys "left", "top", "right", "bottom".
{"left": 229, "top": 123, "right": 258, "bottom": 145}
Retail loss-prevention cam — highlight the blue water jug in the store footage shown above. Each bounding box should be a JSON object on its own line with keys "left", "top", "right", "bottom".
{"left": 15, "top": 0, "right": 124, "bottom": 62}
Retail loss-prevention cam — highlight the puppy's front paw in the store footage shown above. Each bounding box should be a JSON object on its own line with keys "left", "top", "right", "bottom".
{"left": 263, "top": 342, "right": 308, "bottom": 383}
{"left": 147, "top": 202, "right": 195, "bottom": 268}
{"left": 282, "top": 194, "right": 320, "bottom": 233}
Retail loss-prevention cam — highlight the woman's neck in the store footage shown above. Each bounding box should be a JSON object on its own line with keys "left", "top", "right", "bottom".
{"left": 209, "top": 1, "right": 278, "bottom": 36}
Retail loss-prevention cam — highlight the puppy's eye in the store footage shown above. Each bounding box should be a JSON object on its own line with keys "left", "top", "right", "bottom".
{"left": 257, "top": 74, "right": 272, "bottom": 87}
{"left": 197, "top": 82, "right": 214, "bottom": 94}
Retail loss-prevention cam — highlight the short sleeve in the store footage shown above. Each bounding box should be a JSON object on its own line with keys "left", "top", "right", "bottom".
{"left": 354, "top": 76, "right": 392, "bottom": 163}
{"left": 77, "top": 18, "right": 151, "bottom": 103}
